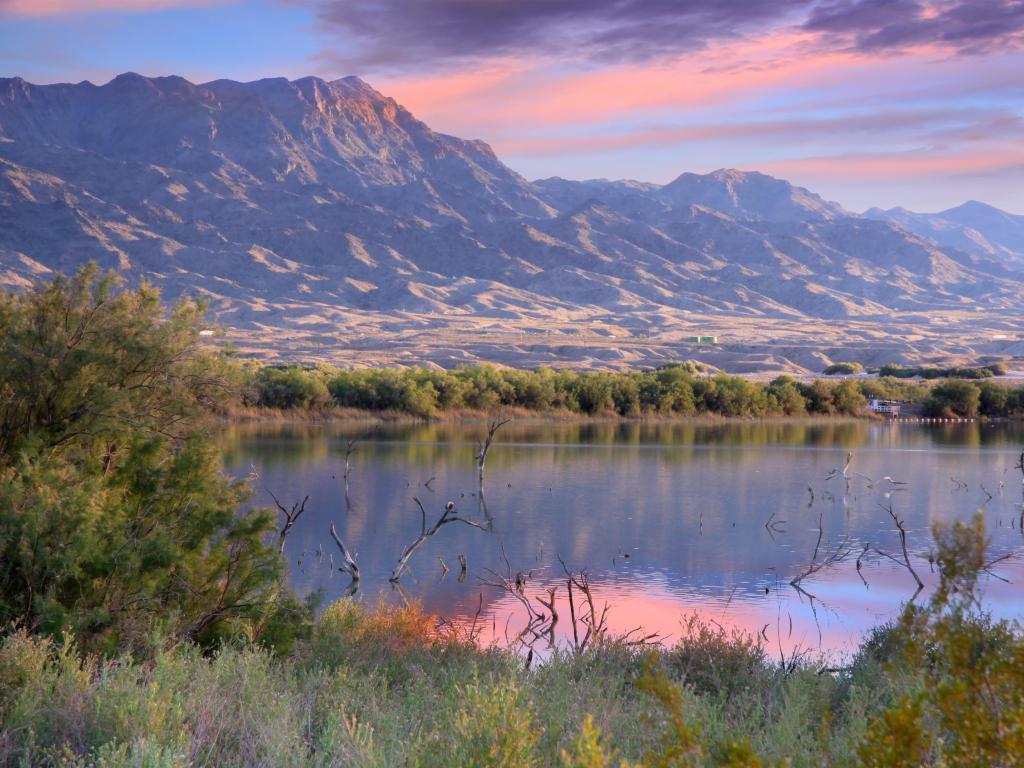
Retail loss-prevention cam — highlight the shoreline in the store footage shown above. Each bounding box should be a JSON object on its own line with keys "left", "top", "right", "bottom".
{"left": 220, "top": 405, "right": 887, "bottom": 426}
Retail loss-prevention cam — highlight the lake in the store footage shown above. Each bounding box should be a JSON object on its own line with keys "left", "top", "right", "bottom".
{"left": 222, "top": 419, "right": 1024, "bottom": 659}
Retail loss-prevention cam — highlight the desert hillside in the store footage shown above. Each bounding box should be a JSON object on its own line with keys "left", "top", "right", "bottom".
{"left": 2, "top": 74, "right": 1022, "bottom": 373}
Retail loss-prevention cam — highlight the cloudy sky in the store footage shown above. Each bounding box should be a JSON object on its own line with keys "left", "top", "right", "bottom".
{"left": 2, "top": 0, "right": 1022, "bottom": 212}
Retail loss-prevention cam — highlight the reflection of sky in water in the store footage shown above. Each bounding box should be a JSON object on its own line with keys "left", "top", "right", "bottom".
{"left": 223, "top": 420, "right": 1024, "bottom": 658}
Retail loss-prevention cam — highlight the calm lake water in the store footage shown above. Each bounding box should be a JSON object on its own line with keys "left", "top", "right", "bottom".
{"left": 222, "top": 420, "right": 1024, "bottom": 658}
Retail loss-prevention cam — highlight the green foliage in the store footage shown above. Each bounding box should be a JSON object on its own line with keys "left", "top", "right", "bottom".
{"left": 879, "top": 363, "right": 1004, "bottom": 380}
{"left": 822, "top": 362, "right": 863, "bottom": 375}
{"left": 561, "top": 715, "right": 628, "bottom": 768}
{"left": 856, "top": 513, "right": 1024, "bottom": 766}
{"left": 923, "top": 379, "right": 982, "bottom": 418}
{"left": 1, "top": 582, "right": 1021, "bottom": 767}
{"left": 663, "top": 615, "right": 769, "bottom": 699}
{"left": 237, "top": 358, "right": 1024, "bottom": 420}
{"left": 0, "top": 267, "right": 282, "bottom": 650}
{"left": 251, "top": 366, "right": 331, "bottom": 410}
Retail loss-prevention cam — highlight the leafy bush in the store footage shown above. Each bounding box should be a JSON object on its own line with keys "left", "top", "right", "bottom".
{"left": 879, "top": 363, "right": 1003, "bottom": 380}
{"left": 0, "top": 267, "right": 282, "bottom": 651}
{"left": 252, "top": 366, "right": 331, "bottom": 409}
{"left": 923, "top": 379, "right": 981, "bottom": 418}
{"left": 823, "top": 362, "right": 863, "bottom": 375}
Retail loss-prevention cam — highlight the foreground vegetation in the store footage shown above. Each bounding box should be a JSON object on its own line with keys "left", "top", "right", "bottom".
{"left": 2, "top": 268, "right": 1022, "bottom": 766}
{"left": 2, "top": 515, "right": 1022, "bottom": 767}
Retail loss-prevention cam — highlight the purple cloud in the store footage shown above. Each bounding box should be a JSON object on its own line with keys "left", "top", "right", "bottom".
{"left": 803, "top": 0, "right": 1024, "bottom": 54}
{"left": 311, "top": 0, "right": 813, "bottom": 70}
{"left": 310, "top": 0, "right": 1024, "bottom": 72}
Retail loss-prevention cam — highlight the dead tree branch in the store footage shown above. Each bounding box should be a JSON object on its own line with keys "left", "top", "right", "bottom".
{"left": 876, "top": 503, "right": 924, "bottom": 600}
{"left": 270, "top": 492, "right": 309, "bottom": 555}
{"left": 390, "top": 499, "right": 487, "bottom": 582}
{"left": 477, "top": 418, "right": 511, "bottom": 490}
{"left": 329, "top": 522, "right": 360, "bottom": 595}
{"left": 790, "top": 511, "right": 853, "bottom": 594}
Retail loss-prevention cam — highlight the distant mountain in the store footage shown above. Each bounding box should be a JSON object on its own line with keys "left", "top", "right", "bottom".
{"left": 1, "top": 73, "right": 1022, "bottom": 368}
{"left": 864, "top": 201, "right": 1024, "bottom": 270}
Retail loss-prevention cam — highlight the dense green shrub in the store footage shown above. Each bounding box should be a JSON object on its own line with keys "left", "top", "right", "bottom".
{"left": 253, "top": 366, "right": 331, "bottom": 409}
{"left": 879, "top": 363, "right": 1004, "bottom": 380}
{"left": 0, "top": 267, "right": 282, "bottom": 651}
{"left": 823, "top": 362, "right": 864, "bottom": 375}
{"left": 242, "top": 363, "right": 1024, "bottom": 419}
{"left": 923, "top": 380, "right": 982, "bottom": 418}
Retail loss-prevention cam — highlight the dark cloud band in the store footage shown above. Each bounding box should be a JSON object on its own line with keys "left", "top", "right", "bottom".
{"left": 310, "top": 0, "right": 1024, "bottom": 71}
{"left": 803, "top": 0, "right": 1024, "bottom": 54}
{"left": 312, "top": 0, "right": 812, "bottom": 70}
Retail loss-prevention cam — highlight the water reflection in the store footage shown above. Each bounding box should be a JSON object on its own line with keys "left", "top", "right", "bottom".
{"left": 222, "top": 419, "right": 1024, "bottom": 657}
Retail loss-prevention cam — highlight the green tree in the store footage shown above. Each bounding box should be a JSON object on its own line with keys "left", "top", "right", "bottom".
{"left": 0, "top": 266, "right": 281, "bottom": 651}
{"left": 924, "top": 380, "right": 981, "bottom": 418}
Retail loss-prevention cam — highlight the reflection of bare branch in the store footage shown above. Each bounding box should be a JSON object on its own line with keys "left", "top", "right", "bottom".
{"left": 270, "top": 491, "right": 309, "bottom": 555}
{"left": 790, "top": 544, "right": 853, "bottom": 596}
{"left": 328, "top": 522, "right": 360, "bottom": 595}
{"left": 390, "top": 499, "right": 487, "bottom": 583}
{"left": 875, "top": 503, "right": 924, "bottom": 600}
{"left": 856, "top": 542, "right": 870, "bottom": 588}
{"left": 790, "top": 511, "right": 853, "bottom": 595}
{"left": 765, "top": 510, "right": 787, "bottom": 539}
{"left": 982, "top": 551, "right": 1016, "bottom": 583}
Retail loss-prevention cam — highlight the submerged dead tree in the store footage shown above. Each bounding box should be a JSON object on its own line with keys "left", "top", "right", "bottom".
{"left": 1017, "top": 452, "right": 1024, "bottom": 531}
{"left": 390, "top": 499, "right": 487, "bottom": 582}
{"left": 329, "top": 522, "right": 360, "bottom": 595}
{"left": 342, "top": 428, "right": 373, "bottom": 512}
{"left": 876, "top": 503, "right": 924, "bottom": 600}
{"left": 789, "top": 510, "right": 853, "bottom": 597}
{"left": 477, "top": 418, "right": 510, "bottom": 491}
{"left": 271, "top": 492, "right": 309, "bottom": 556}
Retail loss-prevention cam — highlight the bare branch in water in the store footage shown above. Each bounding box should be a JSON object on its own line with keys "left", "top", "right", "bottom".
{"left": 390, "top": 499, "right": 487, "bottom": 583}
{"left": 875, "top": 503, "right": 924, "bottom": 600}
{"left": 270, "top": 491, "right": 309, "bottom": 556}
{"left": 476, "top": 417, "right": 511, "bottom": 490}
{"left": 329, "top": 522, "right": 360, "bottom": 595}
{"left": 790, "top": 510, "right": 853, "bottom": 596}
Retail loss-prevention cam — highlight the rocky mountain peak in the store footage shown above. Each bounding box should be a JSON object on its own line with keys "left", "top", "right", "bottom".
{"left": 1, "top": 73, "right": 1022, "bottom": 370}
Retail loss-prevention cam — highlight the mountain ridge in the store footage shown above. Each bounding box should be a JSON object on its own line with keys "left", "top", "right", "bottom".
{"left": 1, "top": 73, "right": 1022, "bottom": 372}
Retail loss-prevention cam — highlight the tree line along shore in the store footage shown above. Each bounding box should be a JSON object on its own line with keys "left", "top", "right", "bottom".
{"left": 2, "top": 267, "right": 1023, "bottom": 766}
{"left": 246, "top": 359, "right": 1024, "bottom": 421}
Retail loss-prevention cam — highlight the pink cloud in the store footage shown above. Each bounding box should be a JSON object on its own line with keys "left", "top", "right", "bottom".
{"left": 752, "top": 146, "right": 1024, "bottom": 180}
{"left": 378, "top": 32, "right": 878, "bottom": 136}
{"left": 493, "top": 108, "right": 1012, "bottom": 157}
{"left": 0, "top": 0, "right": 224, "bottom": 15}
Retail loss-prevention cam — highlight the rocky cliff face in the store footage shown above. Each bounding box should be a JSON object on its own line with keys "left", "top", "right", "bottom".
{"left": 1, "top": 73, "right": 1022, "bottom": 368}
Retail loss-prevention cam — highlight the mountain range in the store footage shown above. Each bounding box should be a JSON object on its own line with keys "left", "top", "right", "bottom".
{"left": 1, "top": 73, "right": 1022, "bottom": 371}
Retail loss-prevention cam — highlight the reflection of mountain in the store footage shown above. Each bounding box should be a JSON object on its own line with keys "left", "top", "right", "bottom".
{"left": 222, "top": 421, "right": 1024, "bottom": 650}
{"left": 3, "top": 74, "right": 1024, "bottom": 371}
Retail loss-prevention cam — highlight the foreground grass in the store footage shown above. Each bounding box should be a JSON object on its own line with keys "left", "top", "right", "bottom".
{"left": 3, "top": 595, "right": 1021, "bottom": 768}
